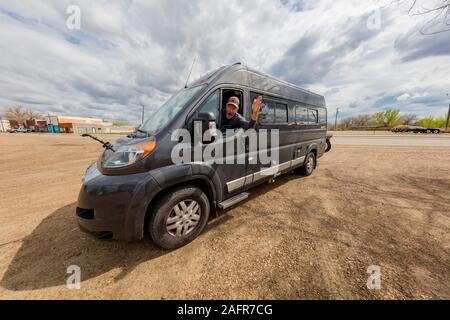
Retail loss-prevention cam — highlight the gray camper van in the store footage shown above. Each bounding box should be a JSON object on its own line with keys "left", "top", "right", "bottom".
{"left": 77, "top": 63, "right": 328, "bottom": 249}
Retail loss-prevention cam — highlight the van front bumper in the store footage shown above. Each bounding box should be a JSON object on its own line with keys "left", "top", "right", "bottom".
{"left": 76, "top": 164, "right": 161, "bottom": 241}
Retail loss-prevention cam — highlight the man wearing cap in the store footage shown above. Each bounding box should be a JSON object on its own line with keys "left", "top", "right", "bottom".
{"left": 221, "top": 95, "right": 263, "bottom": 131}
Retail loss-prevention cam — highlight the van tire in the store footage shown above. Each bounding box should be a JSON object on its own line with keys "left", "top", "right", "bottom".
{"left": 297, "top": 152, "right": 316, "bottom": 176}
{"left": 148, "top": 186, "right": 210, "bottom": 250}
{"left": 325, "top": 139, "right": 332, "bottom": 153}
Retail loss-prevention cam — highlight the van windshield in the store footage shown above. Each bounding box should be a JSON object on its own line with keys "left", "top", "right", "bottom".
{"left": 140, "top": 85, "right": 206, "bottom": 134}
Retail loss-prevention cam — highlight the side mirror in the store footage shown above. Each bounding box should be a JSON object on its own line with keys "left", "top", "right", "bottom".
{"left": 193, "top": 112, "right": 218, "bottom": 142}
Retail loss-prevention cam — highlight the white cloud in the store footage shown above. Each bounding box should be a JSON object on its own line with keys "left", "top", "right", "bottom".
{"left": 0, "top": 0, "right": 449, "bottom": 124}
{"left": 397, "top": 93, "right": 411, "bottom": 101}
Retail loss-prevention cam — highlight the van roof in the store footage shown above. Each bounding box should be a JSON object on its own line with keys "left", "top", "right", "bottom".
{"left": 188, "top": 63, "right": 326, "bottom": 107}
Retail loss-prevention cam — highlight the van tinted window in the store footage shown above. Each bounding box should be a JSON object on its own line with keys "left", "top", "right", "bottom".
{"left": 198, "top": 90, "right": 220, "bottom": 120}
{"left": 275, "top": 103, "right": 288, "bottom": 123}
{"left": 259, "top": 101, "right": 276, "bottom": 124}
{"left": 308, "top": 108, "right": 318, "bottom": 124}
{"left": 318, "top": 108, "right": 327, "bottom": 124}
{"left": 295, "top": 105, "right": 308, "bottom": 124}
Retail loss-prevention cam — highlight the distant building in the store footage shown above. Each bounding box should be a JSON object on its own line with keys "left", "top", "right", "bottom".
{"left": 55, "top": 116, "right": 107, "bottom": 134}
{"left": 2, "top": 114, "right": 134, "bottom": 134}
{"left": 104, "top": 126, "right": 136, "bottom": 134}
{"left": 26, "top": 119, "right": 48, "bottom": 132}
{"left": 0, "top": 119, "right": 11, "bottom": 132}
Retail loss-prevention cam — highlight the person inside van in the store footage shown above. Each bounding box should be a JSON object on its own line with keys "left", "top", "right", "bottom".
{"left": 221, "top": 95, "right": 263, "bottom": 131}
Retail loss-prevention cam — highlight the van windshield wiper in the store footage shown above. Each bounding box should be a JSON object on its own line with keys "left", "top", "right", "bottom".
{"left": 81, "top": 133, "right": 115, "bottom": 152}
{"left": 137, "top": 128, "right": 149, "bottom": 136}
{"left": 128, "top": 128, "right": 150, "bottom": 138}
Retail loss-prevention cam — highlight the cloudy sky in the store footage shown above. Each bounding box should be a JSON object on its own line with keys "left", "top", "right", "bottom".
{"left": 1, "top": 0, "right": 449, "bottom": 124}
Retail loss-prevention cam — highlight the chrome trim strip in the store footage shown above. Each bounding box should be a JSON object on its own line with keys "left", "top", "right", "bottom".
{"left": 279, "top": 161, "right": 291, "bottom": 172}
{"left": 227, "top": 176, "right": 246, "bottom": 193}
{"left": 253, "top": 166, "right": 279, "bottom": 182}
{"left": 291, "top": 156, "right": 305, "bottom": 167}
{"left": 244, "top": 174, "right": 254, "bottom": 186}
{"left": 227, "top": 156, "right": 306, "bottom": 192}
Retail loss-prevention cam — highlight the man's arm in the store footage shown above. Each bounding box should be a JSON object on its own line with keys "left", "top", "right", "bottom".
{"left": 251, "top": 96, "right": 263, "bottom": 122}
{"left": 236, "top": 114, "right": 254, "bottom": 130}
{"left": 236, "top": 96, "right": 264, "bottom": 129}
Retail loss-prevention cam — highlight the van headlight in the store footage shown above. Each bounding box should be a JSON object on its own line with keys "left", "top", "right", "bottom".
{"left": 102, "top": 140, "right": 156, "bottom": 169}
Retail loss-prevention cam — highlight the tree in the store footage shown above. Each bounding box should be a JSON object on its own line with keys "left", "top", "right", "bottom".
{"left": 392, "top": 0, "right": 450, "bottom": 34}
{"left": 338, "top": 117, "right": 354, "bottom": 130}
{"left": 5, "top": 106, "right": 41, "bottom": 128}
{"left": 112, "top": 121, "right": 131, "bottom": 126}
{"left": 25, "top": 109, "right": 41, "bottom": 121}
{"left": 433, "top": 116, "right": 448, "bottom": 128}
{"left": 352, "top": 114, "right": 372, "bottom": 127}
{"left": 373, "top": 109, "right": 402, "bottom": 127}
{"left": 418, "top": 115, "right": 447, "bottom": 128}
{"left": 400, "top": 114, "right": 418, "bottom": 125}
{"left": 5, "top": 106, "right": 28, "bottom": 127}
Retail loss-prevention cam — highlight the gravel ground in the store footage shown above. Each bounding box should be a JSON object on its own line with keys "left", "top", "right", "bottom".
{"left": 0, "top": 133, "right": 449, "bottom": 299}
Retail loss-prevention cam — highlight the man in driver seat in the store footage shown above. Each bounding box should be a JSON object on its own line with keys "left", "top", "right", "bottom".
{"left": 221, "top": 95, "right": 263, "bottom": 131}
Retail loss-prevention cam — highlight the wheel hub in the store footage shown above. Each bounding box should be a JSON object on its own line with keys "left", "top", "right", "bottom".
{"left": 166, "top": 199, "right": 201, "bottom": 237}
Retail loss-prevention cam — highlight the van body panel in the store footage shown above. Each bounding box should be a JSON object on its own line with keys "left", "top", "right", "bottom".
{"left": 77, "top": 169, "right": 161, "bottom": 241}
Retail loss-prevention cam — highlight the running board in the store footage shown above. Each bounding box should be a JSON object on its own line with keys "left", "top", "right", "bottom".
{"left": 218, "top": 192, "right": 250, "bottom": 210}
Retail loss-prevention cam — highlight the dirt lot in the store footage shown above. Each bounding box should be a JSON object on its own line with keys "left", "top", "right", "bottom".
{"left": 0, "top": 133, "right": 449, "bottom": 299}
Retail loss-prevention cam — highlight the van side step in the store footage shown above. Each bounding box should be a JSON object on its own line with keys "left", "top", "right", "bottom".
{"left": 218, "top": 192, "right": 250, "bottom": 210}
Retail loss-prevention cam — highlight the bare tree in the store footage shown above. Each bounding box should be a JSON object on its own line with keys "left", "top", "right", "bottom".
{"left": 352, "top": 114, "right": 373, "bottom": 126}
{"left": 25, "top": 108, "right": 42, "bottom": 121}
{"left": 400, "top": 113, "right": 418, "bottom": 125}
{"left": 5, "top": 106, "right": 41, "bottom": 128}
{"left": 339, "top": 117, "right": 354, "bottom": 130}
{"left": 5, "top": 106, "right": 28, "bottom": 127}
{"left": 391, "top": 0, "right": 450, "bottom": 34}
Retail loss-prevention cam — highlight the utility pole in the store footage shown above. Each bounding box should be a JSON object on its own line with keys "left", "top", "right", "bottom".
{"left": 334, "top": 108, "right": 340, "bottom": 131}
{"left": 141, "top": 105, "right": 145, "bottom": 125}
{"left": 446, "top": 93, "right": 450, "bottom": 132}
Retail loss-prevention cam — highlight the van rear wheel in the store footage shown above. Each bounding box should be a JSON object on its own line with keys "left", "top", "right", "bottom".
{"left": 296, "top": 152, "right": 316, "bottom": 176}
{"left": 148, "top": 186, "right": 210, "bottom": 250}
{"left": 325, "top": 139, "right": 332, "bottom": 152}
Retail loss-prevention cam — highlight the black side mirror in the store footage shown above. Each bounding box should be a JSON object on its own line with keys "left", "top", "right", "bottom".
{"left": 192, "top": 112, "right": 218, "bottom": 142}
{"left": 197, "top": 112, "right": 216, "bottom": 123}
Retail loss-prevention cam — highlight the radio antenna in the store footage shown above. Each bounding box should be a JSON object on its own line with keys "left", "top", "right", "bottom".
{"left": 184, "top": 56, "right": 197, "bottom": 88}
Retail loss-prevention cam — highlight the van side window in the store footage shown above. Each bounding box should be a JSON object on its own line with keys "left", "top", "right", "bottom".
{"left": 198, "top": 90, "right": 220, "bottom": 120}
{"left": 308, "top": 108, "right": 318, "bottom": 124}
{"left": 318, "top": 108, "right": 327, "bottom": 124}
{"left": 275, "top": 103, "right": 288, "bottom": 123}
{"left": 295, "top": 105, "right": 308, "bottom": 124}
{"left": 259, "top": 101, "right": 276, "bottom": 124}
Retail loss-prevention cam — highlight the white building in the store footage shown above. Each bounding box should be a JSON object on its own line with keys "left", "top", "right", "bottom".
{"left": 0, "top": 119, "right": 11, "bottom": 132}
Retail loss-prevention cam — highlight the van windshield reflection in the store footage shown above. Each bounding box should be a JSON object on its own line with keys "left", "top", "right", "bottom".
{"left": 140, "top": 85, "right": 206, "bottom": 134}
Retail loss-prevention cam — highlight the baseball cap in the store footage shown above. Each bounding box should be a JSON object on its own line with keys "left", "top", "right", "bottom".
{"left": 227, "top": 96, "right": 240, "bottom": 109}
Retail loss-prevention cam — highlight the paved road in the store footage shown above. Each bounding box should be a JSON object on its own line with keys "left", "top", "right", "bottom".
{"left": 332, "top": 134, "right": 450, "bottom": 147}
